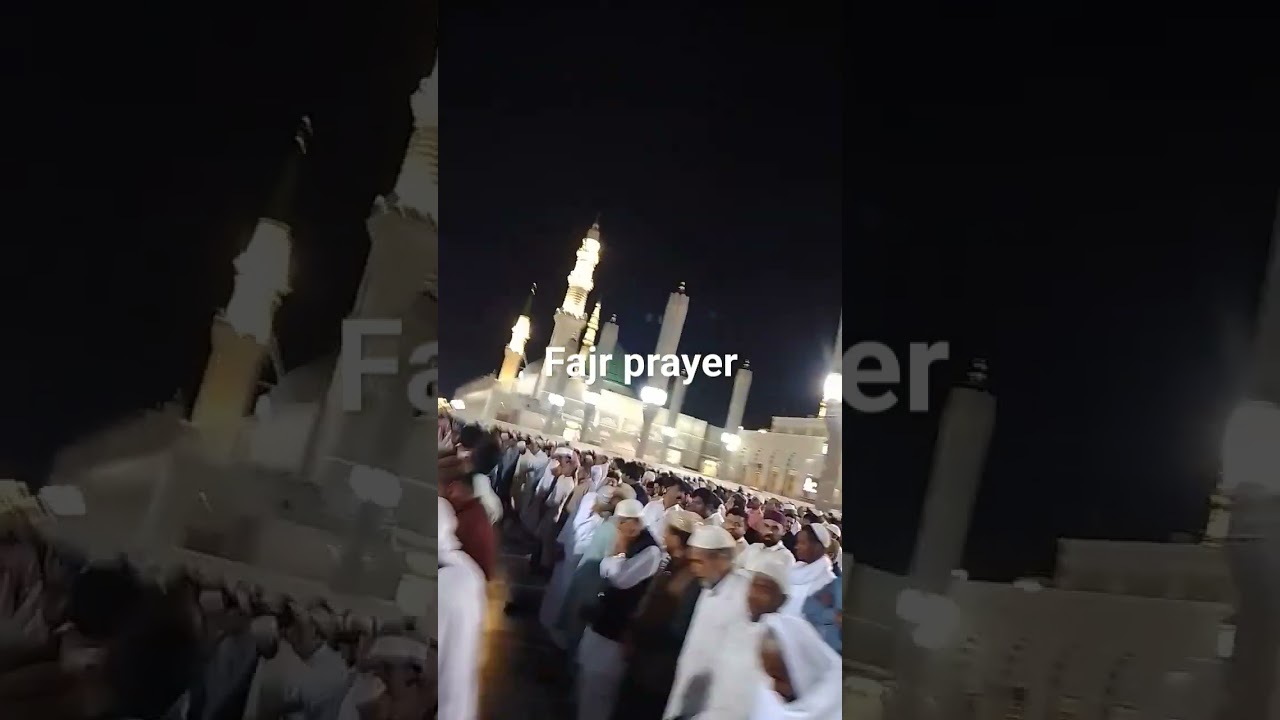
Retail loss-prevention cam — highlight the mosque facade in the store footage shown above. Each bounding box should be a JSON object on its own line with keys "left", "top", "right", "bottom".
{"left": 38, "top": 56, "right": 441, "bottom": 623}
{"left": 449, "top": 222, "right": 844, "bottom": 507}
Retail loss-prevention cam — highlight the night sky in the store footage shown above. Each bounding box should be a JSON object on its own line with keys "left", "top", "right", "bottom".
{"left": 0, "top": 2, "right": 434, "bottom": 483}
{"left": 7, "top": 6, "right": 1280, "bottom": 586}
{"left": 441, "top": 2, "right": 843, "bottom": 427}
{"left": 848, "top": 19, "right": 1280, "bottom": 579}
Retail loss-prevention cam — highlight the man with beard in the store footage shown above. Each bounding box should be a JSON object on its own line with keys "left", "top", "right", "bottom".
{"left": 685, "top": 488, "right": 721, "bottom": 526}
{"left": 721, "top": 506, "right": 750, "bottom": 558}
{"left": 575, "top": 499, "right": 662, "bottom": 720}
{"left": 735, "top": 509, "right": 796, "bottom": 571}
{"left": 664, "top": 526, "right": 753, "bottom": 720}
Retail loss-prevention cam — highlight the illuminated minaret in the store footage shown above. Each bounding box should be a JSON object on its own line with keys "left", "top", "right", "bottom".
{"left": 636, "top": 283, "right": 691, "bottom": 459}
{"left": 580, "top": 300, "right": 602, "bottom": 353}
{"left": 192, "top": 118, "right": 309, "bottom": 459}
{"left": 304, "top": 58, "right": 438, "bottom": 515}
{"left": 818, "top": 314, "right": 843, "bottom": 505}
{"left": 596, "top": 313, "right": 619, "bottom": 358}
{"left": 538, "top": 221, "right": 602, "bottom": 397}
{"left": 498, "top": 285, "right": 536, "bottom": 385}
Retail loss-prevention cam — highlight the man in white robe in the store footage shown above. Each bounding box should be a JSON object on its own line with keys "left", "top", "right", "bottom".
{"left": 642, "top": 476, "right": 689, "bottom": 550}
{"left": 664, "top": 526, "right": 754, "bottom": 720}
{"left": 736, "top": 510, "right": 797, "bottom": 571}
{"left": 576, "top": 498, "right": 663, "bottom": 720}
{"left": 752, "top": 614, "right": 842, "bottom": 720}
{"left": 273, "top": 605, "right": 350, "bottom": 720}
{"left": 539, "top": 485, "right": 617, "bottom": 647}
{"left": 437, "top": 497, "right": 486, "bottom": 720}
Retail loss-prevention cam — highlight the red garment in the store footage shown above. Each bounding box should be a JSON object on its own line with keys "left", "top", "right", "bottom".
{"left": 450, "top": 497, "right": 496, "bottom": 580}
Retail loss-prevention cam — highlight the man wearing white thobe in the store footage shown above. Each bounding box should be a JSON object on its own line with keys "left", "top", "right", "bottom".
{"left": 735, "top": 510, "right": 797, "bottom": 571}
{"left": 665, "top": 526, "right": 754, "bottom": 720}
{"left": 438, "top": 497, "right": 486, "bottom": 720}
{"left": 577, "top": 499, "right": 663, "bottom": 720}
{"left": 539, "top": 485, "right": 616, "bottom": 647}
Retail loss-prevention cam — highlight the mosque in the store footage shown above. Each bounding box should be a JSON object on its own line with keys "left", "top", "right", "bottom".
{"left": 447, "top": 222, "right": 845, "bottom": 508}
{"left": 22, "top": 57, "right": 441, "bottom": 624}
{"left": 840, "top": 214, "right": 1280, "bottom": 718}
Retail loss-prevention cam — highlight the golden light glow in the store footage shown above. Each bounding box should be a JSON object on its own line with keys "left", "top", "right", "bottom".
{"left": 562, "top": 229, "right": 601, "bottom": 318}
{"left": 224, "top": 221, "right": 292, "bottom": 344}
{"left": 507, "top": 315, "right": 531, "bottom": 355}
{"left": 822, "top": 372, "right": 842, "bottom": 402}
{"left": 1221, "top": 400, "right": 1280, "bottom": 491}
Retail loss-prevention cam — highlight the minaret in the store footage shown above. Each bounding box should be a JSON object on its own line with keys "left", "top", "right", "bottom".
{"left": 1217, "top": 188, "right": 1280, "bottom": 720}
{"left": 596, "top": 313, "right": 620, "bottom": 358}
{"left": 819, "top": 314, "right": 843, "bottom": 418}
{"left": 498, "top": 285, "right": 536, "bottom": 385}
{"left": 718, "top": 360, "right": 754, "bottom": 473}
{"left": 818, "top": 314, "right": 844, "bottom": 505}
{"left": 908, "top": 358, "right": 996, "bottom": 593}
{"left": 636, "top": 283, "right": 691, "bottom": 459}
{"left": 538, "top": 221, "right": 602, "bottom": 398}
{"left": 893, "top": 359, "right": 996, "bottom": 720}
{"left": 303, "top": 59, "right": 439, "bottom": 528}
{"left": 192, "top": 118, "right": 309, "bottom": 459}
{"left": 580, "top": 300, "right": 602, "bottom": 353}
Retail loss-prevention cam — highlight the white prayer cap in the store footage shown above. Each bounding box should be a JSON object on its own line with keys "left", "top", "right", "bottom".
{"left": 782, "top": 503, "right": 797, "bottom": 512}
{"left": 641, "top": 471, "right": 656, "bottom": 483}
{"left": 827, "top": 523, "right": 841, "bottom": 539}
{"left": 366, "top": 634, "right": 430, "bottom": 665}
{"left": 746, "top": 553, "right": 791, "bottom": 594}
{"left": 614, "top": 499, "right": 645, "bottom": 519}
{"left": 500, "top": 432, "right": 510, "bottom": 440}
{"left": 250, "top": 615, "right": 278, "bottom": 641}
{"left": 553, "top": 447, "right": 574, "bottom": 458}
{"left": 688, "top": 525, "right": 735, "bottom": 550}
{"left": 810, "top": 523, "right": 833, "bottom": 549}
{"left": 666, "top": 510, "right": 702, "bottom": 534}
{"left": 614, "top": 483, "right": 636, "bottom": 500}
{"left": 516, "top": 440, "right": 527, "bottom": 451}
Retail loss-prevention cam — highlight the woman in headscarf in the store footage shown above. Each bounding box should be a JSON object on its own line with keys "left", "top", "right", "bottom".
{"left": 800, "top": 526, "right": 842, "bottom": 653}
{"left": 752, "top": 613, "right": 842, "bottom": 720}
{"left": 612, "top": 509, "right": 703, "bottom": 720}
{"left": 779, "top": 525, "right": 835, "bottom": 617}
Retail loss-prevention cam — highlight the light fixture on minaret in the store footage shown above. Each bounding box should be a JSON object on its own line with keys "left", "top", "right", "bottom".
{"left": 499, "top": 284, "right": 536, "bottom": 385}
{"left": 192, "top": 117, "right": 309, "bottom": 459}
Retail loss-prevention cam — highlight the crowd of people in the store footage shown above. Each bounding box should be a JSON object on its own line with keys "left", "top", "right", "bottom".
{"left": 0, "top": 513, "right": 436, "bottom": 720}
{"left": 437, "top": 414, "right": 843, "bottom": 720}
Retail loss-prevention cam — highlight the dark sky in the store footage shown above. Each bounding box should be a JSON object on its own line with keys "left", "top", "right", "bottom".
{"left": 848, "top": 18, "right": 1280, "bottom": 579}
{"left": 0, "top": 2, "right": 434, "bottom": 483}
{"left": 441, "top": 2, "right": 843, "bottom": 428}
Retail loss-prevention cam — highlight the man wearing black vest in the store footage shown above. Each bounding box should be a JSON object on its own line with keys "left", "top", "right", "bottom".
{"left": 574, "top": 498, "right": 663, "bottom": 720}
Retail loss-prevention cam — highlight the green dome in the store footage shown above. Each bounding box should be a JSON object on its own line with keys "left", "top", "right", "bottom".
{"left": 597, "top": 343, "right": 635, "bottom": 396}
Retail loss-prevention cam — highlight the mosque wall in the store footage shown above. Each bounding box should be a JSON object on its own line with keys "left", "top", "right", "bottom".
{"left": 923, "top": 581, "right": 1229, "bottom": 719}
{"left": 1055, "top": 538, "right": 1235, "bottom": 603}
{"left": 732, "top": 425, "right": 827, "bottom": 497}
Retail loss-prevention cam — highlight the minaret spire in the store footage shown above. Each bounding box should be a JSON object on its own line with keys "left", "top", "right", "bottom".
{"left": 387, "top": 59, "right": 438, "bottom": 224}
{"left": 192, "top": 118, "right": 308, "bottom": 458}
{"left": 499, "top": 285, "right": 536, "bottom": 384}
{"left": 581, "top": 300, "right": 602, "bottom": 351}
{"left": 561, "top": 221, "right": 602, "bottom": 318}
